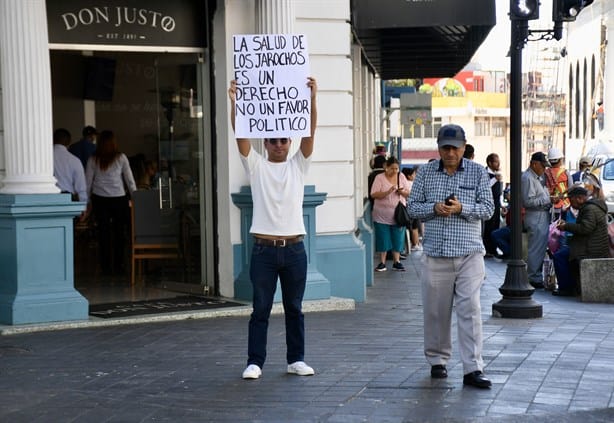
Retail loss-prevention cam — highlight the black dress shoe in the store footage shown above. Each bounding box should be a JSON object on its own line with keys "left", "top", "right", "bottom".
{"left": 463, "top": 371, "right": 492, "bottom": 389}
{"left": 431, "top": 365, "right": 447, "bottom": 379}
{"left": 529, "top": 281, "right": 544, "bottom": 289}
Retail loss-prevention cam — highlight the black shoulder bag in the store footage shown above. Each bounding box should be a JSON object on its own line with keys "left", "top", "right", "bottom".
{"left": 394, "top": 173, "right": 412, "bottom": 228}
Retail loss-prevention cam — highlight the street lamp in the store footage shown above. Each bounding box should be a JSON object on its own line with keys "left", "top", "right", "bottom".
{"left": 492, "top": 1, "right": 543, "bottom": 318}
{"left": 493, "top": 0, "right": 595, "bottom": 318}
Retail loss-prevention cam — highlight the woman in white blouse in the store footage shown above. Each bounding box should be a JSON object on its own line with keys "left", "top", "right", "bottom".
{"left": 86, "top": 130, "right": 137, "bottom": 276}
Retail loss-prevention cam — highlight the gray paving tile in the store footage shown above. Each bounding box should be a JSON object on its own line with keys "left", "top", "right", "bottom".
{"left": 2, "top": 256, "right": 614, "bottom": 421}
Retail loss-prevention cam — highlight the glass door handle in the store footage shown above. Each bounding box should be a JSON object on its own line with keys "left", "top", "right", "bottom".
{"left": 159, "top": 182, "right": 163, "bottom": 209}
{"left": 168, "top": 177, "right": 173, "bottom": 209}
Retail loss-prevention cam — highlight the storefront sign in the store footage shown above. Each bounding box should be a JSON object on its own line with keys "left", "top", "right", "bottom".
{"left": 233, "top": 34, "right": 311, "bottom": 139}
{"left": 46, "top": 0, "right": 206, "bottom": 48}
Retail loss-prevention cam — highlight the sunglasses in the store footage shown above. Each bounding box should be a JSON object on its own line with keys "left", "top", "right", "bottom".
{"left": 267, "top": 138, "right": 289, "bottom": 145}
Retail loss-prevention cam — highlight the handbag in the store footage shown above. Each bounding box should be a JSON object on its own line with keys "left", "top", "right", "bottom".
{"left": 547, "top": 220, "right": 564, "bottom": 254}
{"left": 393, "top": 173, "right": 411, "bottom": 228}
{"left": 394, "top": 201, "right": 411, "bottom": 228}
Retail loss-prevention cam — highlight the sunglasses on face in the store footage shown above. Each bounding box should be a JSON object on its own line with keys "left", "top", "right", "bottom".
{"left": 267, "top": 138, "right": 289, "bottom": 145}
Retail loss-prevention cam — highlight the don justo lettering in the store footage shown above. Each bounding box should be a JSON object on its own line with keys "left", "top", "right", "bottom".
{"left": 60, "top": 7, "right": 176, "bottom": 32}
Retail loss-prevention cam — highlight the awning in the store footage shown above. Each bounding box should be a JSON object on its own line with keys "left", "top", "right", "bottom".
{"left": 351, "top": 0, "right": 497, "bottom": 79}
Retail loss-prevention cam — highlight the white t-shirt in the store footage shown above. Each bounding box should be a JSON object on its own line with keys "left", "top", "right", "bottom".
{"left": 241, "top": 148, "right": 311, "bottom": 236}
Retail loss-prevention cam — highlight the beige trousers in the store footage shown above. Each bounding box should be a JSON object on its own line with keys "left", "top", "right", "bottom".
{"left": 421, "top": 253, "right": 485, "bottom": 374}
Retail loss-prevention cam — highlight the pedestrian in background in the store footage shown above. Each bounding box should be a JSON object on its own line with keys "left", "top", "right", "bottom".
{"left": 371, "top": 156, "right": 410, "bottom": 272}
{"left": 408, "top": 124, "right": 494, "bottom": 389}
{"left": 402, "top": 166, "right": 422, "bottom": 252}
{"left": 521, "top": 152, "right": 553, "bottom": 288}
{"left": 553, "top": 185, "right": 610, "bottom": 296}
{"left": 53, "top": 128, "right": 87, "bottom": 204}
{"left": 368, "top": 154, "right": 387, "bottom": 211}
{"left": 228, "top": 78, "right": 318, "bottom": 380}
{"left": 545, "top": 147, "right": 571, "bottom": 218}
{"left": 463, "top": 143, "right": 475, "bottom": 160}
{"left": 483, "top": 153, "right": 503, "bottom": 257}
{"left": 572, "top": 156, "right": 592, "bottom": 183}
{"left": 86, "top": 130, "right": 136, "bottom": 276}
{"left": 69, "top": 125, "right": 97, "bottom": 169}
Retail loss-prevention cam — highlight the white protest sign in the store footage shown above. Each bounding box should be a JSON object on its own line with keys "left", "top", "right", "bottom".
{"left": 233, "top": 34, "right": 311, "bottom": 139}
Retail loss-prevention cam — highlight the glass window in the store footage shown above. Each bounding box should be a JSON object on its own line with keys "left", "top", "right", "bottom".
{"left": 603, "top": 161, "right": 614, "bottom": 180}
{"left": 475, "top": 118, "right": 490, "bottom": 136}
{"left": 492, "top": 118, "right": 505, "bottom": 137}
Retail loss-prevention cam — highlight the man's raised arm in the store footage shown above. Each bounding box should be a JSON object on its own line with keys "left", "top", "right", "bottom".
{"left": 300, "top": 77, "right": 317, "bottom": 159}
{"left": 228, "top": 80, "right": 251, "bottom": 157}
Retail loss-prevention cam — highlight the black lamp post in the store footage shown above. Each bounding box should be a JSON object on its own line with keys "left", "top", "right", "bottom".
{"left": 492, "top": 0, "right": 596, "bottom": 318}
{"left": 492, "top": 1, "right": 543, "bottom": 318}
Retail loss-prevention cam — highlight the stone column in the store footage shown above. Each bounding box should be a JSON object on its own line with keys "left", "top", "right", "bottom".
{"left": 0, "top": 0, "right": 87, "bottom": 325}
{"left": 256, "top": 0, "right": 295, "bottom": 34}
{"left": 0, "top": 0, "right": 58, "bottom": 194}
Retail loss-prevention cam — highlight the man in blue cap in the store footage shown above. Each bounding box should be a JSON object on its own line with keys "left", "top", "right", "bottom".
{"left": 409, "top": 123, "right": 494, "bottom": 389}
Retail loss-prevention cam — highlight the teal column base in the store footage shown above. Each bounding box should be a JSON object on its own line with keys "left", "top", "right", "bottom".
{"left": 232, "top": 185, "right": 331, "bottom": 302}
{"left": 316, "top": 233, "right": 366, "bottom": 302}
{"left": 0, "top": 194, "right": 88, "bottom": 325}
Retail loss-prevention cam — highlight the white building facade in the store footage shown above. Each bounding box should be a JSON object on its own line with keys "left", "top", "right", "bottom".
{"left": 563, "top": 0, "right": 614, "bottom": 162}
{"left": 0, "top": 0, "right": 493, "bottom": 324}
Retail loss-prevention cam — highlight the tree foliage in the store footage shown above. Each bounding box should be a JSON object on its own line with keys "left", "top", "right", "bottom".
{"left": 386, "top": 79, "right": 419, "bottom": 87}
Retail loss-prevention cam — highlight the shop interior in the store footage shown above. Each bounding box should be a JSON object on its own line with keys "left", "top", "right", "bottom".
{"left": 50, "top": 50, "right": 208, "bottom": 305}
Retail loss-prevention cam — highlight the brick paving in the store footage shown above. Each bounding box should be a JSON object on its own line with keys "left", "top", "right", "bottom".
{"left": 1, "top": 254, "right": 614, "bottom": 422}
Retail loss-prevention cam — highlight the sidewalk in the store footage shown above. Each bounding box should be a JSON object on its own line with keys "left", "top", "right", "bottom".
{"left": 1, "top": 253, "right": 614, "bottom": 422}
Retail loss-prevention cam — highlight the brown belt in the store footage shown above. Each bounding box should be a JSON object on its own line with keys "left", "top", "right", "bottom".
{"left": 253, "top": 236, "right": 304, "bottom": 247}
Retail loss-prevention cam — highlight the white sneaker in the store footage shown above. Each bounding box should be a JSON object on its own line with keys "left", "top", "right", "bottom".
{"left": 242, "top": 364, "right": 262, "bottom": 379}
{"left": 287, "top": 361, "right": 315, "bottom": 376}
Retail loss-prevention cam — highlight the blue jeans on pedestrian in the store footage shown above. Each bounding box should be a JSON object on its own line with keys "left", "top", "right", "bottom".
{"left": 552, "top": 246, "right": 579, "bottom": 293}
{"left": 490, "top": 226, "right": 511, "bottom": 257}
{"left": 248, "top": 241, "right": 307, "bottom": 368}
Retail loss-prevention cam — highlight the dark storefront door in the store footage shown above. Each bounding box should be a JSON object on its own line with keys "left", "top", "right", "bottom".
{"left": 50, "top": 51, "right": 211, "bottom": 304}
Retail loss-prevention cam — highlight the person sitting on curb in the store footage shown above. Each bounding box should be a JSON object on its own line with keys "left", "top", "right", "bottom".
{"left": 553, "top": 185, "right": 610, "bottom": 296}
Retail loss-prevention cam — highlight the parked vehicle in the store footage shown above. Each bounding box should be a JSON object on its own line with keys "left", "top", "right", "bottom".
{"left": 587, "top": 154, "right": 614, "bottom": 214}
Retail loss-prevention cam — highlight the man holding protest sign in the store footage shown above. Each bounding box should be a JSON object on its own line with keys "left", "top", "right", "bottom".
{"left": 229, "top": 75, "right": 317, "bottom": 380}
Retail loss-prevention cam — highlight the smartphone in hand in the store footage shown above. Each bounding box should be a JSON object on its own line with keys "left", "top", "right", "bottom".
{"left": 445, "top": 194, "right": 455, "bottom": 206}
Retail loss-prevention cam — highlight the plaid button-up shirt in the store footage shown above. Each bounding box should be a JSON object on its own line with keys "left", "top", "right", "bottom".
{"left": 408, "top": 158, "right": 494, "bottom": 257}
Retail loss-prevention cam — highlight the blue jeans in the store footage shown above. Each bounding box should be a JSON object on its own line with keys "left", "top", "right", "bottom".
{"left": 552, "top": 246, "right": 579, "bottom": 292}
{"left": 490, "top": 226, "right": 511, "bottom": 257}
{"left": 248, "top": 241, "right": 307, "bottom": 368}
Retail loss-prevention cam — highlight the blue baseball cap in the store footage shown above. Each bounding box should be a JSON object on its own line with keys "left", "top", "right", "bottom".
{"left": 437, "top": 124, "right": 466, "bottom": 148}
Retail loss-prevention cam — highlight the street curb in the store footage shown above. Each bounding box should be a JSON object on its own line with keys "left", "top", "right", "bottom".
{"left": 0, "top": 297, "right": 355, "bottom": 336}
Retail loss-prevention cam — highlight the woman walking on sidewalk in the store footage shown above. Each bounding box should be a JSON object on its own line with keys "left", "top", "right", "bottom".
{"left": 370, "top": 156, "right": 410, "bottom": 272}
